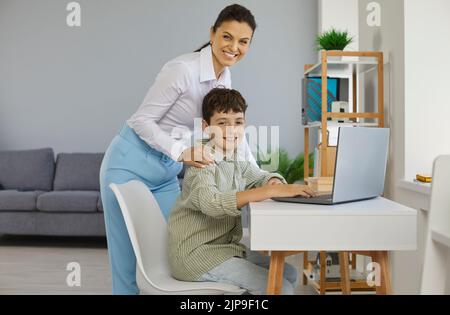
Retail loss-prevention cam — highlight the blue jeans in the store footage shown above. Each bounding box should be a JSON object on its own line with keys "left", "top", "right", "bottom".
{"left": 199, "top": 250, "right": 298, "bottom": 295}
{"left": 99, "top": 123, "right": 183, "bottom": 295}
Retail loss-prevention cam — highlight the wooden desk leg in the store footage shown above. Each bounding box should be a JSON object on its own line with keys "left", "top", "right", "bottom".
{"left": 319, "top": 251, "right": 327, "bottom": 295}
{"left": 371, "top": 251, "right": 392, "bottom": 295}
{"left": 267, "top": 251, "right": 286, "bottom": 295}
{"left": 339, "top": 251, "right": 351, "bottom": 295}
{"left": 378, "top": 251, "right": 392, "bottom": 295}
{"left": 303, "top": 251, "right": 308, "bottom": 285}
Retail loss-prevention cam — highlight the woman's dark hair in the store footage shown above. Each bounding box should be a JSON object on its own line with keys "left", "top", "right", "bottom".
{"left": 195, "top": 4, "right": 257, "bottom": 52}
{"left": 202, "top": 88, "right": 248, "bottom": 124}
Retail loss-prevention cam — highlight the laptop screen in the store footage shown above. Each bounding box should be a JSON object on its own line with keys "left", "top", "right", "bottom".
{"left": 331, "top": 127, "right": 390, "bottom": 203}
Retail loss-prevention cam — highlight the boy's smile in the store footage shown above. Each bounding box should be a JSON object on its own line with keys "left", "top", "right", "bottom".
{"left": 203, "top": 110, "right": 246, "bottom": 156}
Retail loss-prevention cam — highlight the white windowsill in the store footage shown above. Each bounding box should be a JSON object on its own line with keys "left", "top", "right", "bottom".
{"left": 431, "top": 230, "right": 450, "bottom": 248}
{"left": 397, "top": 179, "right": 431, "bottom": 196}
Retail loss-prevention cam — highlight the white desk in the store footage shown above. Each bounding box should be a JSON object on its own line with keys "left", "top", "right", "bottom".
{"left": 248, "top": 197, "right": 417, "bottom": 295}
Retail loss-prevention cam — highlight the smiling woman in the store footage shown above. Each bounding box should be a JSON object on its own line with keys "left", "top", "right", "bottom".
{"left": 195, "top": 4, "right": 257, "bottom": 78}
{"left": 99, "top": 3, "right": 259, "bottom": 295}
{"left": 209, "top": 20, "right": 254, "bottom": 77}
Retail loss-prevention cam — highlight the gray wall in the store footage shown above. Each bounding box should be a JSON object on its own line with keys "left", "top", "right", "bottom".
{"left": 0, "top": 0, "right": 318, "bottom": 158}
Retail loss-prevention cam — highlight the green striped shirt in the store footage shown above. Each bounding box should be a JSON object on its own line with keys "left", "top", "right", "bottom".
{"left": 168, "top": 158, "right": 286, "bottom": 281}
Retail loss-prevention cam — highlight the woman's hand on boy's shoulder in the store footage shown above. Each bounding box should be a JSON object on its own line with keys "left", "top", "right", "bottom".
{"left": 185, "top": 162, "right": 215, "bottom": 176}
{"left": 177, "top": 145, "right": 215, "bottom": 169}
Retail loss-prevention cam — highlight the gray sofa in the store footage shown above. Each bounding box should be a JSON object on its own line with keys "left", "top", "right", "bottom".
{"left": 0, "top": 148, "right": 106, "bottom": 237}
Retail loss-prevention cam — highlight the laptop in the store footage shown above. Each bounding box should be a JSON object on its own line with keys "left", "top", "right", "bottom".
{"left": 272, "top": 127, "right": 390, "bottom": 205}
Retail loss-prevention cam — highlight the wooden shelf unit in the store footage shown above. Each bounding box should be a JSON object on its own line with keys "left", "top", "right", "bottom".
{"left": 302, "top": 51, "right": 385, "bottom": 294}
{"left": 303, "top": 254, "right": 376, "bottom": 294}
{"left": 303, "top": 50, "right": 385, "bottom": 178}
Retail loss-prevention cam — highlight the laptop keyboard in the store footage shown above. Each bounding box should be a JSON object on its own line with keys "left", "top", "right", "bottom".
{"left": 299, "top": 194, "right": 332, "bottom": 200}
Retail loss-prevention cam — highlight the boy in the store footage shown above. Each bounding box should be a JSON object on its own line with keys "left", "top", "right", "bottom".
{"left": 168, "top": 88, "right": 315, "bottom": 295}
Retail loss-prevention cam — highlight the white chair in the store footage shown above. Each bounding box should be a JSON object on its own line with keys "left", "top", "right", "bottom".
{"left": 109, "top": 180, "right": 245, "bottom": 295}
{"left": 421, "top": 155, "right": 450, "bottom": 294}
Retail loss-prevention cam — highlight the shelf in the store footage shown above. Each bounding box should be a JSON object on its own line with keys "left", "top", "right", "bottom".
{"left": 304, "top": 121, "right": 379, "bottom": 129}
{"left": 397, "top": 179, "right": 431, "bottom": 196}
{"left": 304, "top": 59, "right": 379, "bottom": 77}
{"left": 303, "top": 267, "right": 376, "bottom": 294}
{"left": 303, "top": 51, "right": 385, "bottom": 178}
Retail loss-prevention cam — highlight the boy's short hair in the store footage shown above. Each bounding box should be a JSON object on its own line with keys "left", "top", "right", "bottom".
{"left": 202, "top": 88, "right": 248, "bottom": 124}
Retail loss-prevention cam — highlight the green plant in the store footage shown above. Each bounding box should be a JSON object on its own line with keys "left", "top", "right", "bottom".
{"left": 316, "top": 28, "right": 354, "bottom": 51}
{"left": 256, "top": 148, "right": 314, "bottom": 184}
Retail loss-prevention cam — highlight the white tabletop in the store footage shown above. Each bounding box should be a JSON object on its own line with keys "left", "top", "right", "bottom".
{"left": 248, "top": 197, "right": 418, "bottom": 251}
{"left": 249, "top": 197, "right": 417, "bottom": 216}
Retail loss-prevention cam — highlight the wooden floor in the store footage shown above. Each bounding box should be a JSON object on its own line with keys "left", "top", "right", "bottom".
{"left": 0, "top": 235, "right": 315, "bottom": 295}
{"left": 0, "top": 235, "right": 112, "bottom": 295}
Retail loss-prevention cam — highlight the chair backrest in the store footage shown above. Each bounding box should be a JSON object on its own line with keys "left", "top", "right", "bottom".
{"left": 109, "top": 180, "right": 171, "bottom": 288}
{"left": 421, "top": 155, "right": 450, "bottom": 294}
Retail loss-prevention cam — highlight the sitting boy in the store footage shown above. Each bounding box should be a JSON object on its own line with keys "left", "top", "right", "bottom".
{"left": 168, "top": 88, "right": 315, "bottom": 295}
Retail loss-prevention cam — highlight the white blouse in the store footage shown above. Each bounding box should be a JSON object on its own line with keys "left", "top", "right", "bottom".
{"left": 127, "top": 45, "right": 257, "bottom": 165}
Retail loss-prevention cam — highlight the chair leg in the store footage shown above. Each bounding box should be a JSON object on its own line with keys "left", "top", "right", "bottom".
{"left": 421, "top": 239, "right": 449, "bottom": 294}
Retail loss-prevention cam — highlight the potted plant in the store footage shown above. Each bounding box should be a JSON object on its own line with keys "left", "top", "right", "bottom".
{"left": 256, "top": 148, "right": 314, "bottom": 184}
{"left": 316, "top": 28, "right": 354, "bottom": 61}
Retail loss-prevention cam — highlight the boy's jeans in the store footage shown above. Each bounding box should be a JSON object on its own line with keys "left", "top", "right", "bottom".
{"left": 198, "top": 250, "right": 298, "bottom": 295}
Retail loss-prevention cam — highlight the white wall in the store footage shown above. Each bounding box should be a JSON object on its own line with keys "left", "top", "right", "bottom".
{"left": 321, "top": 0, "right": 419, "bottom": 293}
{"left": 404, "top": 0, "right": 450, "bottom": 179}
{"left": 321, "top": 0, "right": 435, "bottom": 294}
{"left": 358, "top": 0, "right": 450, "bottom": 294}
{"left": 393, "top": 0, "right": 450, "bottom": 294}
{"left": 319, "top": 0, "right": 359, "bottom": 50}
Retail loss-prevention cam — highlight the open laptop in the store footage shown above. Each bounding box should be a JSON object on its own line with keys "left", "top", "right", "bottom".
{"left": 272, "top": 127, "right": 390, "bottom": 205}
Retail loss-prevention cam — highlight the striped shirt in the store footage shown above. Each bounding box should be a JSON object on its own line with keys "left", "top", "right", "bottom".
{"left": 167, "top": 156, "right": 286, "bottom": 281}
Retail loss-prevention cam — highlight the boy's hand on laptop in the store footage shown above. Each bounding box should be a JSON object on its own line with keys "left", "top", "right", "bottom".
{"left": 238, "top": 183, "right": 316, "bottom": 208}
{"left": 178, "top": 145, "right": 215, "bottom": 169}
{"left": 269, "top": 184, "right": 316, "bottom": 198}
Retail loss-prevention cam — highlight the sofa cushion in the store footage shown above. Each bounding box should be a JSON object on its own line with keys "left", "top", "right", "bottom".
{"left": 0, "top": 190, "right": 42, "bottom": 211}
{"left": 37, "top": 191, "right": 99, "bottom": 212}
{"left": 53, "top": 153, "right": 104, "bottom": 191}
{"left": 0, "top": 148, "right": 55, "bottom": 191}
{"left": 97, "top": 196, "right": 103, "bottom": 212}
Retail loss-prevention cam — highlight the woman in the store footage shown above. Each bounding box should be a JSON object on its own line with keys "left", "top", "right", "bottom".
{"left": 99, "top": 4, "right": 269, "bottom": 295}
